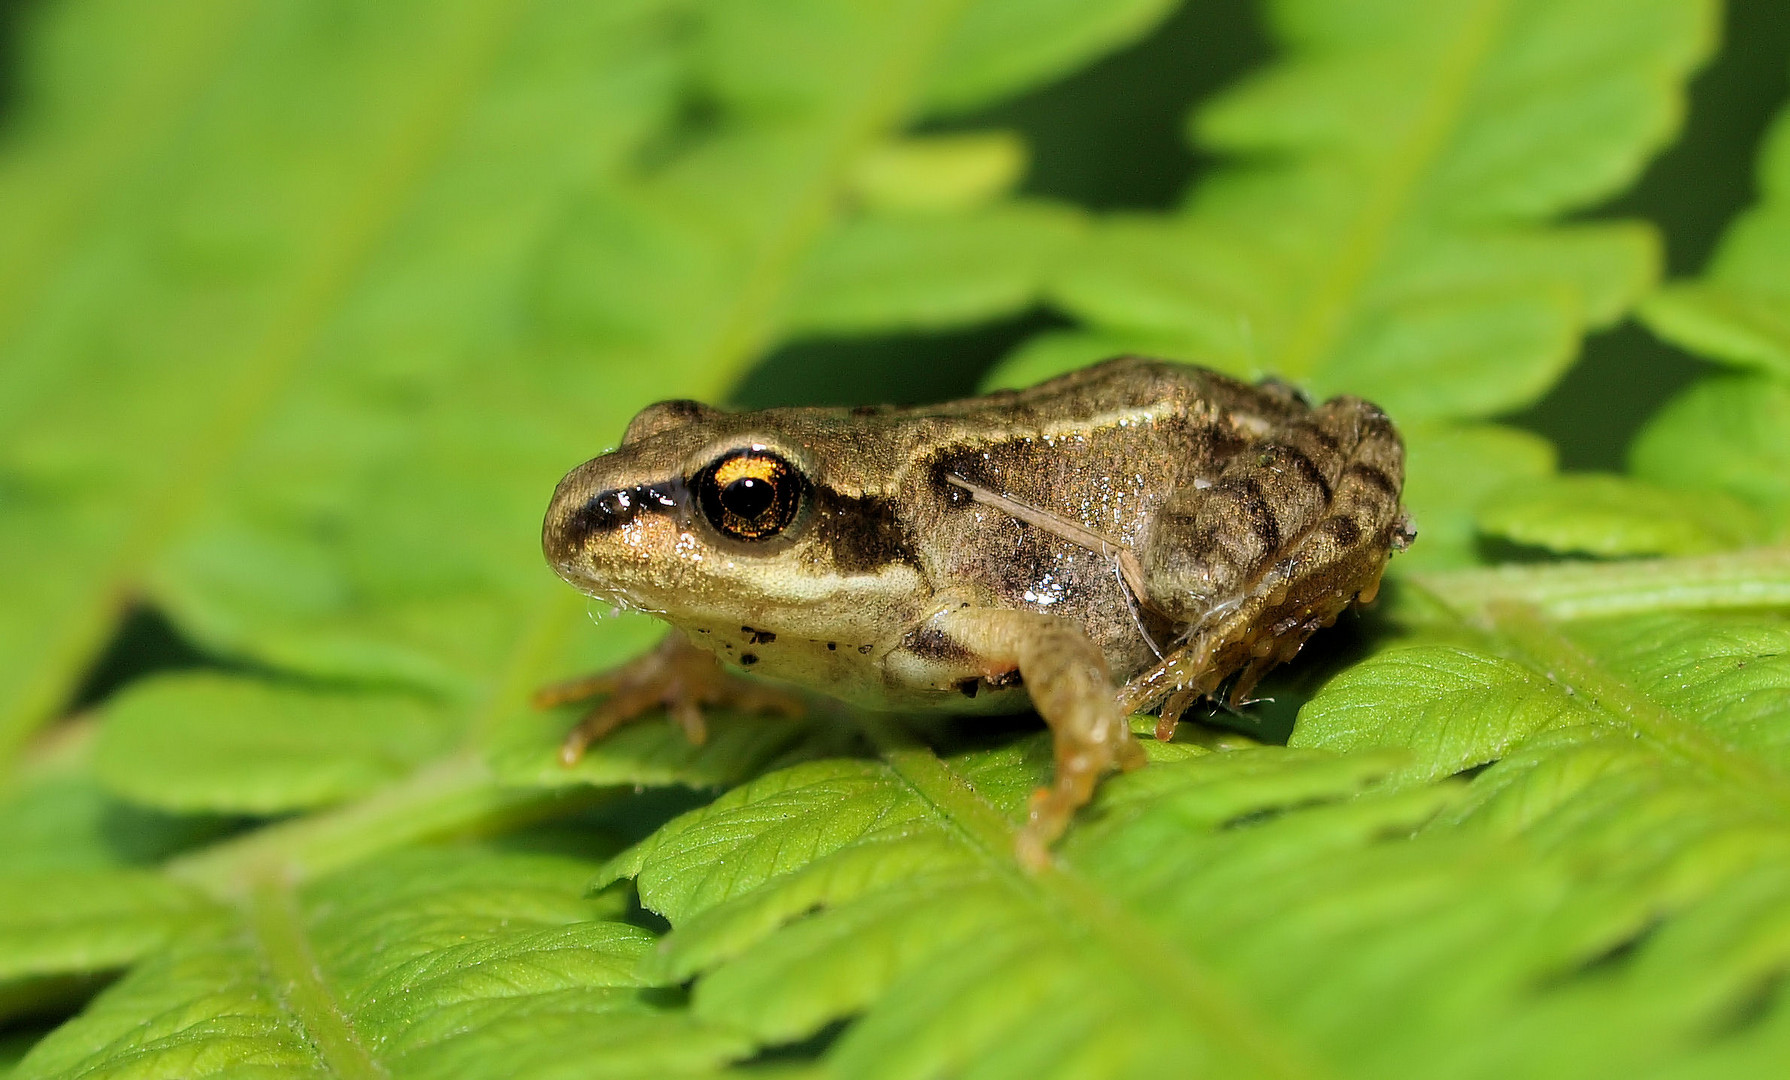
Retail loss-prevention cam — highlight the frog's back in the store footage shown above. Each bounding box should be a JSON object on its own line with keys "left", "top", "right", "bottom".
{"left": 873, "top": 359, "right": 1300, "bottom": 682}
{"left": 864, "top": 357, "right": 1402, "bottom": 696}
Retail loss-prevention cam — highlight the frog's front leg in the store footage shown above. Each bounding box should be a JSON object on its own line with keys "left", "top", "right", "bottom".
{"left": 535, "top": 633, "right": 804, "bottom": 763}
{"left": 930, "top": 607, "right": 1148, "bottom": 868}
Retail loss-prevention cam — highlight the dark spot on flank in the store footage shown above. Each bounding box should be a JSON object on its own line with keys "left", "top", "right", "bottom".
{"left": 858, "top": 644, "right": 873, "bottom": 655}
{"left": 1328, "top": 516, "right": 1362, "bottom": 547}
{"left": 958, "top": 678, "right": 980, "bottom": 698}
{"left": 826, "top": 642, "right": 837, "bottom": 651}
{"left": 903, "top": 625, "right": 971, "bottom": 664}
{"left": 740, "top": 653, "right": 758, "bottom": 666}
{"left": 984, "top": 668, "right": 1023, "bottom": 690}
{"left": 808, "top": 489, "right": 916, "bottom": 575}
{"left": 1347, "top": 462, "right": 1398, "bottom": 498}
{"left": 742, "top": 626, "right": 776, "bottom": 645}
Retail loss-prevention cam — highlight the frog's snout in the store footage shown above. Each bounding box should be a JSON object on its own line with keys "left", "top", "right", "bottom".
{"left": 542, "top": 452, "right": 690, "bottom": 592}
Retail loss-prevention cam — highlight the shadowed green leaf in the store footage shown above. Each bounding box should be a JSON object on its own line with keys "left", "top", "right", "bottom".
{"left": 1641, "top": 105, "right": 1790, "bottom": 376}
{"left": 920, "top": 0, "right": 1180, "bottom": 113}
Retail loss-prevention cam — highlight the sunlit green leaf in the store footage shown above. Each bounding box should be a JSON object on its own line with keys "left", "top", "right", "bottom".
{"left": 847, "top": 132, "right": 1028, "bottom": 214}
{"left": 11, "top": 850, "right": 742, "bottom": 1080}
{"left": 94, "top": 674, "right": 455, "bottom": 815}
{"left": 1477, "top": 473, "right": 1766, "bottom": 557}
{"left": 1630, "top": 374, "right": 1790, "bottom": 536}
{"left": 1397, "top": 421, "right": 1558, "bottom": 571}
{"left": 0, "top": 873, "right": 213, "bottom": 984}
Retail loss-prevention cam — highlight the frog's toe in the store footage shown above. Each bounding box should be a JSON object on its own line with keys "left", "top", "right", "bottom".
{"left": 558, "top": 682, "right": 670, "bottom": 763}
{"left": 1017, "top": 788, "right": 1071, "bottom": 871}
{"left": 669, "top": 696, "right": 709, "bottom": 746}
{"left": 545, "top": 633, "right": 808, "bottom": 763}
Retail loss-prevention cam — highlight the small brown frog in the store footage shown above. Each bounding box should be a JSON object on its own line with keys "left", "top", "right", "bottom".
{"left": 540, "top": 357, "right": 1413, "bottom": 865}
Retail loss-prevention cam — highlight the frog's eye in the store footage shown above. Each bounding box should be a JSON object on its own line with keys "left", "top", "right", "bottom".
{"left": 695, "top": 449, "right": 805, "bottom": 541}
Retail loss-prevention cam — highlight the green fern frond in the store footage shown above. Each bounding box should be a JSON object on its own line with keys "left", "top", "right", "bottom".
{"left": 1502, "top": 85, "right": 1790, "bottom": 557}
{"left": 0, "top": 0, "right": 1181, "bottom": 766}
{"left": 989, "top": 0, "right": 1710, "bottom": 420}
{"left": 1, "top": 0, "right": 1784, "bottom": 1076}
{"left": 1475, "top": 473, "right": 1768, "bottom": 557}
{"left": 92, "top": 675, "right": 457, "bottom": 815}
{"left": 8, "top": 850, "right": 745, "bottom": 1080}
{"left": 972, "top": 0, "right": 1712, "bottom": 571}
{"left": 1632, "top": 87, "right": 1790, "bottom": 534}
{"left": 1630, "top": 376, "right": 1790, "bottom": 536}
{"left": 601, "top": 554, "right": 1790, "bottom": 1078}
{"left": 1396, "top": 422, "right": 1557, "bottom": 569}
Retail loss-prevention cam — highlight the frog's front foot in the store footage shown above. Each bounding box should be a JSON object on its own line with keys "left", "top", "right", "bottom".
{"left": 533, "top": 634, "right": 804, "bottom": 763}
{"left": 930, "top": 607, "right": 1147, "bottom": 870}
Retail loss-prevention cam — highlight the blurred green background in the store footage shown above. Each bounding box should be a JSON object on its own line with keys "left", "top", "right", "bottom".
{"left": 1, "top": 0, "right": 1783, "bottom": 716}
{"left": 0, "top": 2, "right": 1785, "bottom": 1072}
{"left": 746, "top": 0, "right": 1786, "bottom": 463}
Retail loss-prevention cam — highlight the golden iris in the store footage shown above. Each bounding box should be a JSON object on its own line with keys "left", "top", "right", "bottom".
{"left": 696, "top": 450, "right": 803, "bottom": 540}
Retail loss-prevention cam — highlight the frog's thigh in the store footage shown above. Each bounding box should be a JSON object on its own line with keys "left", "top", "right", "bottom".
{"left": 1125, "top": 399, "right": 1406, "bottom": 714}
{"left": 933, "top": 607, "right": 1145, "bottom": 866}
{"left": 1139, "top": 397, "right": 1403, "bottom": 621}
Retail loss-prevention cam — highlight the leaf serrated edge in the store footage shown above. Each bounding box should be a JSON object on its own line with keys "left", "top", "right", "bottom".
{"left": 858, "top": 715, "right": 1330, "bottom": 1080}
{"left": 1478, "top": 600, "right": 1790, "bottom": 819}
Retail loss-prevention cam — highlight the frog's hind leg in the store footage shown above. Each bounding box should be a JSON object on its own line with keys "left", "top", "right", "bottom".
{"left": 931, "top": 607, "right": 1147, "bottom": 869}
{"left": 1124, "top": 396, "right": 1412, "bottom": 726}
{"left": 535, "top": 633, "right": 804, "bottom": 763}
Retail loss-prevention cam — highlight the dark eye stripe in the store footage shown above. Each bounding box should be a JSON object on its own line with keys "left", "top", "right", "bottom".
{"left": 567, "top": 480, "right": 683, "bottom": 538}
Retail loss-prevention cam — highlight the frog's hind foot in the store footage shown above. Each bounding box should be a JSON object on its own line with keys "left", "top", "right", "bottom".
{"left": 535, "top": 634, "right": 804, "bottom": 764}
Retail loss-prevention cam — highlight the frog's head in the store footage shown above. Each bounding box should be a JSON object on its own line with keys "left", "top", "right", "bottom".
{"left": 543, "top": 399, "right": 922, "bottom": 640}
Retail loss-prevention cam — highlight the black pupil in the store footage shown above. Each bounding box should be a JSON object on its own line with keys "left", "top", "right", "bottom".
{"left": 697, "top": 450, "right": 803, "bottom": 541}
{"left": 722, "top": 476, "right": 775, "bottom": 519}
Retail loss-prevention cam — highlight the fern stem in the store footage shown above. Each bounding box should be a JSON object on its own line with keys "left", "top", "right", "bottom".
{"left": 246, "top": 878, "right": 387, "bottom": 1079}
{"left": 1409, "top": 546, "right": 1790, "bottom": 621}
{"left": 861, "top": 715, "right": 1329, "bottom": 1080}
